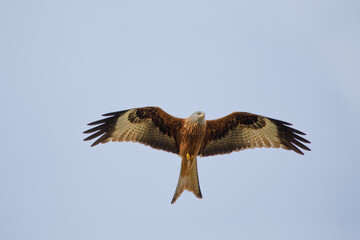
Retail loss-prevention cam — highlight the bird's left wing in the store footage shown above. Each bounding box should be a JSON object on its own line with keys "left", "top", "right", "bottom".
{"left": 199, "top": 112, "right": 311, "bottom": 157}
{"left": 83, "top": 107, "right": 183, "bottom": 154}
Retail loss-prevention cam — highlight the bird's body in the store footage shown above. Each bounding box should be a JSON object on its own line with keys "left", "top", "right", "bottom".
{"left": 179, "top": 112, "right": 206, "bottom": 157}
{"left": 173, "top": 112, "right": 206, "bottom": 203}
{"left": 84, "top": 107, "right": 310, "bottom": 203}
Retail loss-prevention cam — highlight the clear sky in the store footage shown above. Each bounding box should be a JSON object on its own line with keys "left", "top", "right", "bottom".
{"left": 1, "top": 0, "right": 359, "bottom": 239}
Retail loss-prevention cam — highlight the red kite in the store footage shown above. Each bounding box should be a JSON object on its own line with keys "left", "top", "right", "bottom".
{"left": 84, "top": 107, "right": 310, "bottom": 204}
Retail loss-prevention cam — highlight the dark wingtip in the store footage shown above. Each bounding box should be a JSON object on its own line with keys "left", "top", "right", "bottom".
{"left": 83, "top": 137, "right": 98, "bottom": 147}
{"left": 83, "top": 129, "right": 93, "bottom": 134}
{"left": 83, "top": 110, "right": 128, "bottom": 147}
{"left": 269, "top": 117, "right": 311, "bottom": 155}
{"left": 83, "top": 136, "right": 91, "bottom": 141}
{"left": 102, "top": 110, "right": 128, "bottom": 117}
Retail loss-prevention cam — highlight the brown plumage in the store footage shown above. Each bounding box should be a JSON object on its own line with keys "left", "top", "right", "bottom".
{"left": 84, "top": 106, "right": 311, "bottom": 204}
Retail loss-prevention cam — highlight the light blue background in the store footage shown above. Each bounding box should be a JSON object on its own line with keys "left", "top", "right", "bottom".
{"left": 1, "top": 1, "right": 359, "bottom": 239}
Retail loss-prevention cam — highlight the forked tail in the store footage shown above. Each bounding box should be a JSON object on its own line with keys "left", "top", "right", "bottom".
{"left": 171, "top": 156, "right": 202, "bottom": 204}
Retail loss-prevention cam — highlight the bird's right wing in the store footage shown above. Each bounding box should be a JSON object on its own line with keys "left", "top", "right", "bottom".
{"left": 83, "top": 107, "right": 184, "bottom": 154}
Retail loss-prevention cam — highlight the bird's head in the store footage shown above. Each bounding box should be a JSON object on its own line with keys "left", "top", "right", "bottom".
{"left": 188, "top": 111, "right": 206, "bottom": 124}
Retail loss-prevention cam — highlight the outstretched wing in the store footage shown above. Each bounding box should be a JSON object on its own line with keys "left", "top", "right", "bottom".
{"left": 199, "top": 112, "right": 310, "bottom": 157}
{"left": 83, "top": 107, "right": 184, "bottom": 154}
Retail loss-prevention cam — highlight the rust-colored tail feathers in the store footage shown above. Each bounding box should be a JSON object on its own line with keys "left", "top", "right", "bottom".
{"left": 171, "top": 156, "right": 202, "bottom": 204}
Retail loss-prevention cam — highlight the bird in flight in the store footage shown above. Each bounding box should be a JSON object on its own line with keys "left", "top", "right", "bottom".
{"left": 84, "top": 107, "right": 310, "bottom": 204}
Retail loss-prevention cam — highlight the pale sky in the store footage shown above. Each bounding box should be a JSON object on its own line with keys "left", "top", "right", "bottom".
{"left": 1, "top": 1, "right": 359, "bottom": 239}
